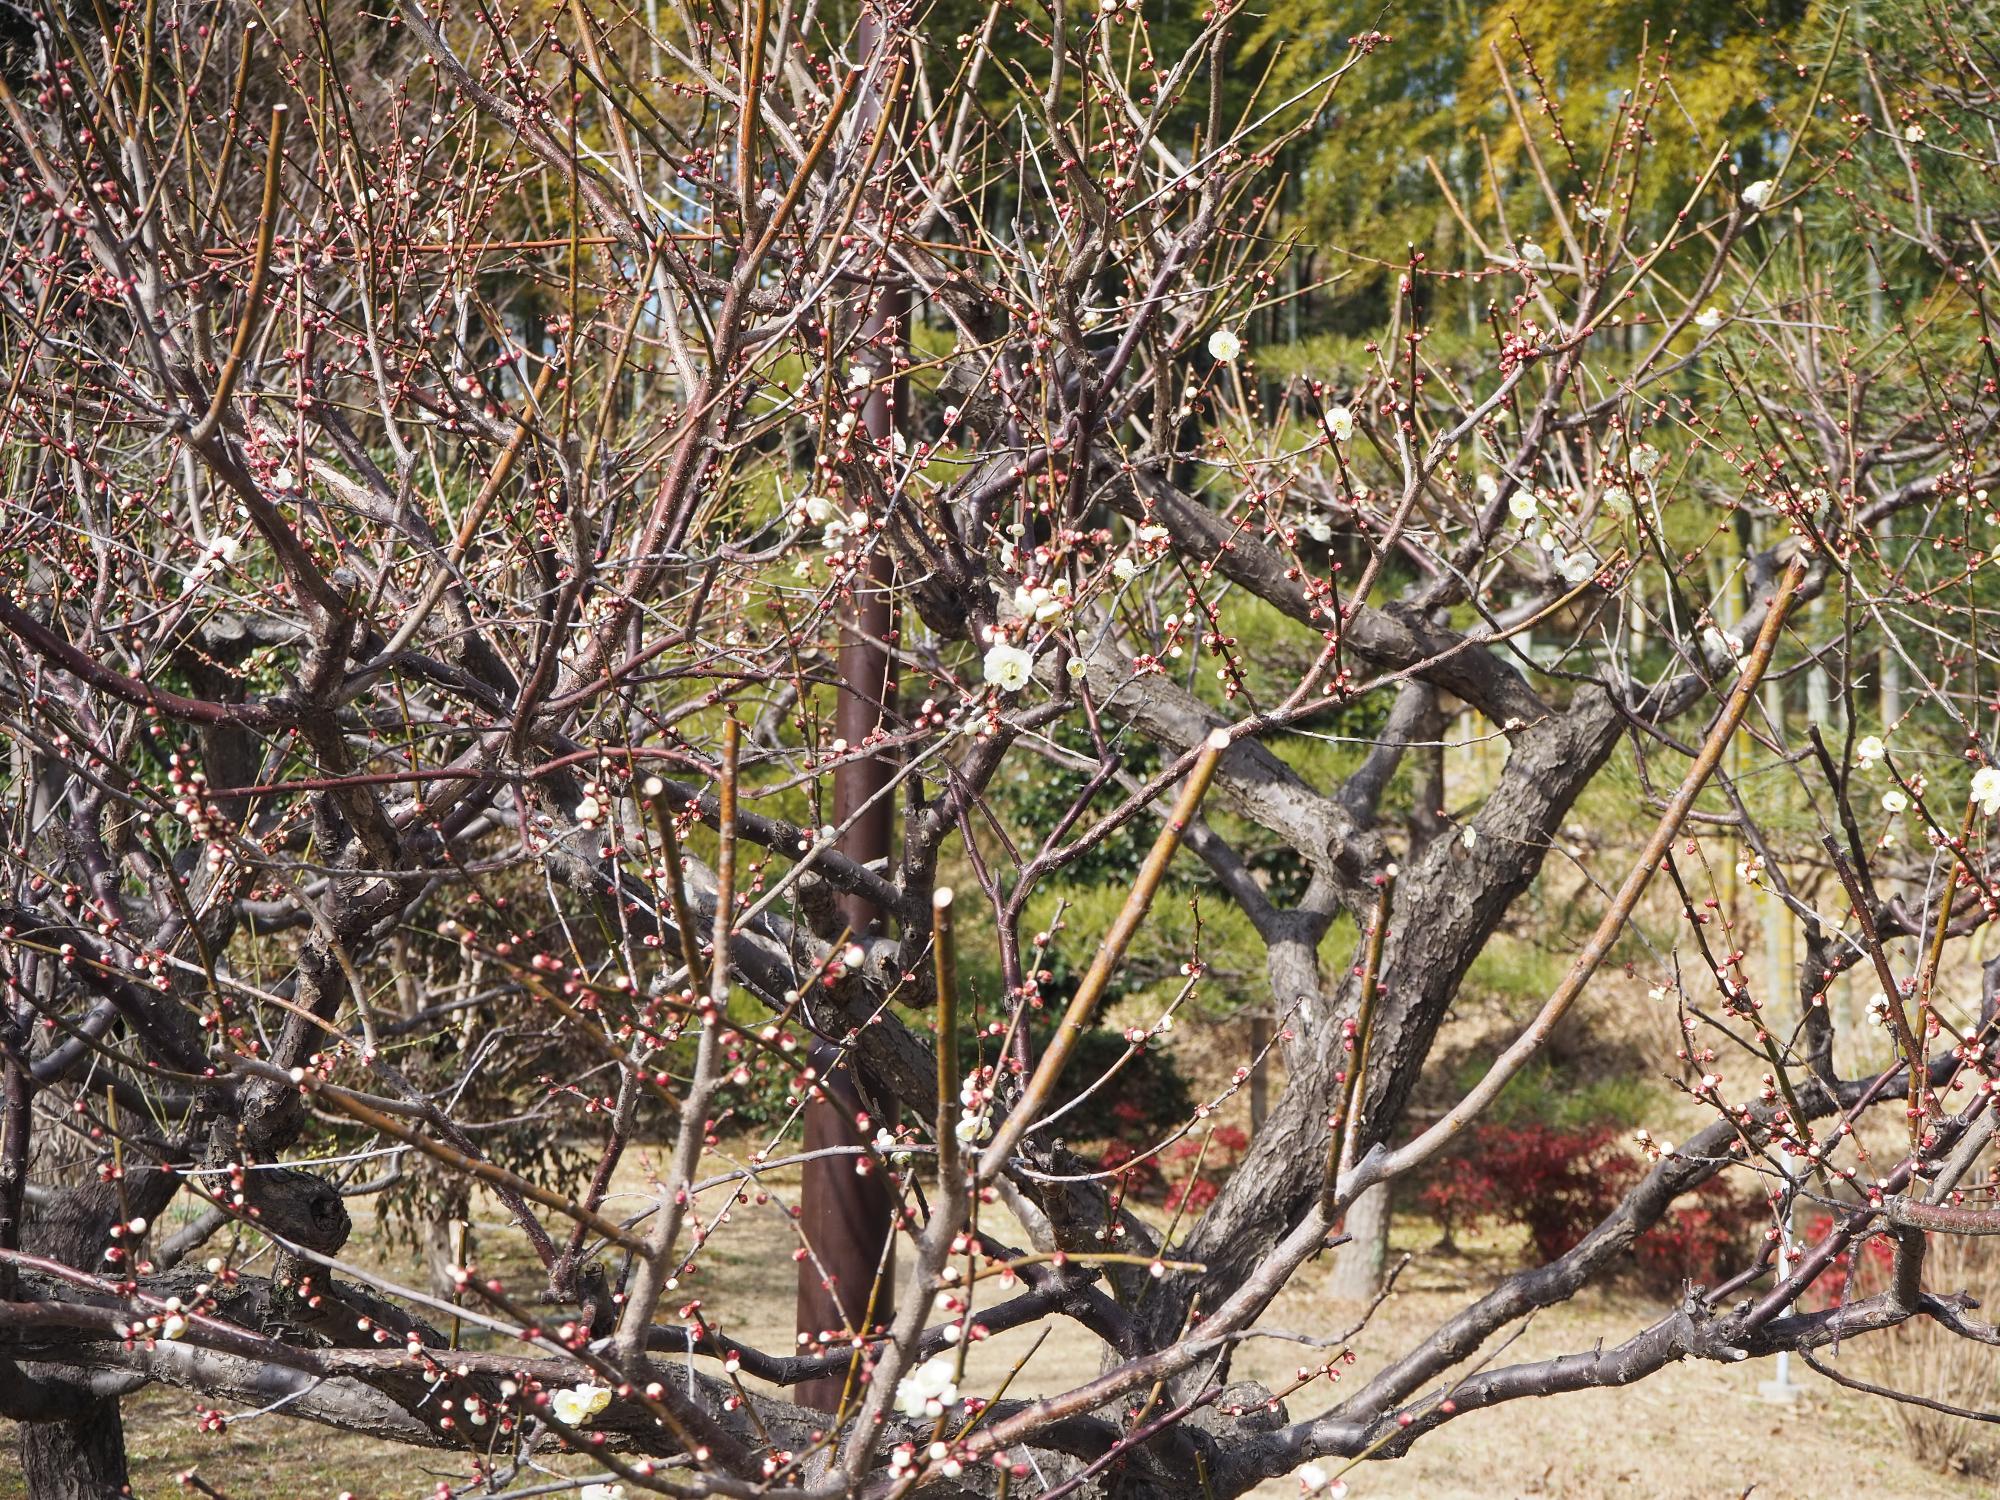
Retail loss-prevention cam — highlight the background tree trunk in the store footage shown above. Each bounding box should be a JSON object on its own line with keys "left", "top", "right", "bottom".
{"left": 1248, "top": 1014, "right": 1270, "bottom": 1131}
{"left": 1329, "top": 1182, "right": 1391, "bottom": 1301}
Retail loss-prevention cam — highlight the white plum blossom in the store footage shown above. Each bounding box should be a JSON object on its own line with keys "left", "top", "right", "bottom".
{"left": 873, "top": 1127, "right": 913, "bottom": 1165}
{"left": 1702, "top": 626, "right": 1744, "bottom": 663}
{"left": 271, "top": 465, "right": 298, "bottom": 491}
{"left": 1906, "top": 122, "right": 1926, "bottom": 143}
{"left": 1507, "top": 487, "right": 1539, "bottom": 522}
{"left": 1855, "top": 734, "right": 1886, "bottom": 770}
{"left": 1555, "top": 549, "right": 1599, "bottom": 585}
{"left": 1518, "top": 240, "right": 1547, "bottom": 265}
{"left": 1972, "top": 766, "right": 2000, "bottom": 817}
{"left": 551, "top": 1383, "right": 613, "bottom": 1427}
{"left": 1300, "top": 512, "right": 1334, "bottom": 544}
{"left": 982, "top": 642, "right": 1035, "bottom": 693}
{"left": 1296, "top": 1462, "right": 1347, "bottom": 1497}
{"left": 1601, "top": 484, "right": 1632, "bottom": 516}
{"left": 1629, "top": 443, "right": 1663, "bottom": 477}
{"left": 894, "top": 1354, "right": 961, "bottom": 1418}
{"left": 1324, "top": 405, "right": 1354, "bottom": 442}
{"left": 1882, "top": 789, "right": 1909, "bottom": 813}
{"left": 581, "top": 1486, "right": 627, "bottom": 1500}
{"left": 800, "top": 494, "right": 838, "bottom": 526}
{"left": 1012, "top": 580, "right": 1071, "bottom": 624}
{"left": 1742, "top": 179, "right": 1775, "bottom": 210}
{"left": 181, "top": 533, "right": 245, "bottom": 595}
{"left": 953, "top": 1113, "right": 992, "bottom": 1146}
{"left": 1112, "top": 556, "right": 1141, "bottom": 582}
{"left": 1694, "top": 307, "right": 1723, "bottom": 333}
{"left": 1207, "top": 327, "right": 1243, "bottom": 362}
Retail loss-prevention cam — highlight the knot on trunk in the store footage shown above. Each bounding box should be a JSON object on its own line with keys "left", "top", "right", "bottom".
{"left": 242, "top": 1166, "right": 351, "bottom": 1254}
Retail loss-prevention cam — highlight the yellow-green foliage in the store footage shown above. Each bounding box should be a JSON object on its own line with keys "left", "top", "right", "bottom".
{"left": 1249, "top": 0, "right": 1820, "bottom": 314}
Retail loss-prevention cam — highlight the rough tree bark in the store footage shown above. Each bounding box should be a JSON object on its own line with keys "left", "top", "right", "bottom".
{"left": 17, "top": 1171, "right": 182, "bottom": 1498}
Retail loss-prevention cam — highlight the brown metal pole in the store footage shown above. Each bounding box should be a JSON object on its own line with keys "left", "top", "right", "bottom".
{"left": 796, "top": 6, "right": 901, "bottom": 1413}
{"left": 1248, "top": 1014, "right": 1270, "bottom": 1134}
{"left": 795, "top": 525, "right": 898, "bottom": 1409}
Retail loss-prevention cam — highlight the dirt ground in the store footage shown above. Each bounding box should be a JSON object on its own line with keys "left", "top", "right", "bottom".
{"left": 1, "top": 1141, "right": 1985, "bottom": 1500}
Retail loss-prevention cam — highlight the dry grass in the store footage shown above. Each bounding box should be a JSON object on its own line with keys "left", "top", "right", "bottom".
{"left": 3, "top": 957, "right": 1985, "bottom": 1499}
{"left": 1849, "top": 1231, "right": 2000, "bottom": 1476}
{"left": 3, "top": 1144, "right": 1987, "bottom": 1500}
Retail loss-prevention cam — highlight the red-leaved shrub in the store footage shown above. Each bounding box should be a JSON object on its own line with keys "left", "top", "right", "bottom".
{"left": 1421, "top": 1121, "right": 1628, "bottom": 1261}
{"left": 1415, "top": 1120, "right": 1763, "bottom": 1291}
{"left": 1162, "top": 1126, "right": 1249, "bottom": 1213}
{"left": 1797, "top": 1213, "right": 1897, "bottom": 1309}
{"left": 1099, "top": 1126, "right": 1250, "bottom": 1212}
{"left": 1631, "top": 1179, "right": 1766, "bottom": 1290}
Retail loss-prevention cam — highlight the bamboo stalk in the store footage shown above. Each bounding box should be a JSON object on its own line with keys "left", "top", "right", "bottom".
{"left": 977, "top": 729, "right": 1229, "bottom": 1180}
{"left": 188, "top": 105, "right": 287, "bottom": 445}
{"left": 1322, "top": 869, "right": 1396, "bottom": 1212}
{"left": 933, "top": 886, "right": 962, "bottom": 1192}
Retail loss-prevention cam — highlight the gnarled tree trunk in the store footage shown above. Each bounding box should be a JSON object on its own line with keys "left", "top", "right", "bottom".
{"left": 19, "top": 1392, "right": 131, "bottom": 1500}
{"left": 13, "top": 1173, "right": 175, "bottom": 1498}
